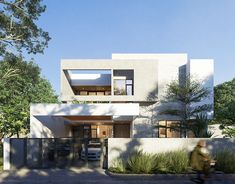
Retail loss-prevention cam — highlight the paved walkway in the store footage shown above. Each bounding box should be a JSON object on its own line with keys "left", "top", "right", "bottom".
{"left": 0, "top": 167, "right": 235, "bottom": 184}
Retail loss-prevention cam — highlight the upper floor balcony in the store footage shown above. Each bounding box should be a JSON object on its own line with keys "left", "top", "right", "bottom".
{"left": 60, "top": 59, "right": 159, "bottom": 103}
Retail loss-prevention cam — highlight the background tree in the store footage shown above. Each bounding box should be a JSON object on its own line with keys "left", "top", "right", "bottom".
{"left": 214, "top": 78, "right": 235, "bottom": 137}
{"left": 0, "top": 54, "right": 58, "bottom": 138}
{"left": 160, "top": 76, "right": 212, "bottom": 137}
{"left": 0, "top": 0, "right": 52, "bottom": 139}
{"left": 0, "top": 0, "right": 50, "bottom": 56}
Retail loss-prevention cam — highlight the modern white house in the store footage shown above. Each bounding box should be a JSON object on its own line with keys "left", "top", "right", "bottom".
{"left": 30, "top": 53, "right": 214, "bottom": 139}
{"left": 3, "top": 53, "right": 214, "bottom": 170}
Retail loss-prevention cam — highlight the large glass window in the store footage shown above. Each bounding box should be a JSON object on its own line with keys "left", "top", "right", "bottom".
{"left": 158, "top": 121, "right": 181, "bottom": 138}
{"left": 158, "top": 121, "right": 195, "bottom": 138}
{"left": 113, "top": 78, "right": 126, "bottom": 95}
{"left": 113, "top": 70, "right": 134, "bottom": 96}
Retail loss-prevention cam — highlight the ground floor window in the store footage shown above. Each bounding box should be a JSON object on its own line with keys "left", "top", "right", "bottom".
{"left": 158, "top": 121, "right": 181, "bottom": 138}
{"left": 72, "top": 122, "right": 131, "bottom": 138}
{"left": 158, "top": 121, "right": 195, "bottom": 138}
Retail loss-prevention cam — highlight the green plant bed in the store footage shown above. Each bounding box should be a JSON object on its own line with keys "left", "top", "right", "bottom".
{"left": 215, "top": 150, "right": 235, "bottom": 173}
{"left": 109, "top": 158, "right": 126, "bottom": 173}
{"left": 109, "top": 149, "right": 189, "bottom": 174}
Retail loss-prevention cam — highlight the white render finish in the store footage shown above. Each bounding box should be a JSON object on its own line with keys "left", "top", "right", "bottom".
{"left": 61, "top": 59, "right": 159, "bottom": 102}
{"left": 4, "top": 54, "right": 216, "bottom": 170}
{"left": 29, "top": 103, "right": 139, "bottom": 138}
{"left": 30, "top": 103, "right": 139, "bottom": 116}
{"left": 188, "top": 59, "right": 214, "bottom": 118}
{"left": 30, "top": 115, "right": 72, "bottom": 138}
{"left": 3, "top": 138, "right": 10, "bottom": 170}
{"left": 31, "top": 53, "right": 214, "bottom": 138}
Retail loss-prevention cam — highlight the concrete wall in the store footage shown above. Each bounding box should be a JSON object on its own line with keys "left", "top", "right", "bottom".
{"left": 60, "top": 53, "right": 213, "bottom": 103}
{"left": 30, "top": 103, "right": 139, "bottom": 116}
{"left": 3, "top": 138, "right": 10, "bottom": 170}
{"left": 30, "top": 115, "right": 71, "bottom": 138}
{"left": 30, "top": 103, "right": 139, "bottom": 138}
{"left": 112, "top": 54, "right": 188, "bottom": 100}
{"left": 133, "top": 103, "right": 158, "bottom": 138}
{"left": 188, "top": 59, "right": 214, "bottom": 118}
{"left": 108, "top": 138, "right": 235, "bottom": 168}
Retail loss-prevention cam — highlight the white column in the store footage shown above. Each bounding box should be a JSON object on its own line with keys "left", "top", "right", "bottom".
{"left": 3, "top": 138, "right": 10, "bottom": 170}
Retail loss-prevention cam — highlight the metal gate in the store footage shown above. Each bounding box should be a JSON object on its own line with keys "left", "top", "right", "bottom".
{"left": 9, "top": 138, "right": 108, "bottom": 169}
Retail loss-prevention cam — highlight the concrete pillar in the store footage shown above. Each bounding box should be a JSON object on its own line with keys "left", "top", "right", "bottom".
{"left": 3, "top": 138, "right": 10, "bottom": 170}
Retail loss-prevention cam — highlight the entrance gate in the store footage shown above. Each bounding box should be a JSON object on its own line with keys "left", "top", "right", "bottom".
{"left": 9, "top": 138, "right": 108, "bottom": 169}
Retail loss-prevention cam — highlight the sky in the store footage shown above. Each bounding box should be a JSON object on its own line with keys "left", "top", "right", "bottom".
{"left": 30, "top": 0, "right": 235, "bottom": 94}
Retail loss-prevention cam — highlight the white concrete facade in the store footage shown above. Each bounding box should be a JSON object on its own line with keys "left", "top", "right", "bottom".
{"left": 3, "top": 53, "right": 215, "bottom": 170}
{"left": 30, "top": 53, "right": 214, "bottom": 139}
{"left": 3, "top": 138, "right": 10, "bottom": 170}
{"left": 30, "top": 103, "right": 139, "bottom": 138}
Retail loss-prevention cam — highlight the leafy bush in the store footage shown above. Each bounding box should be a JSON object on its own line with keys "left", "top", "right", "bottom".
{"left": 109, "top": 158, "right": 126, "bottom": 173}
{"left": 126, "top": 150, "right": 156, "bottom": 174}
{"left": 215, "top": 150, "right": 235, "bottom": 173}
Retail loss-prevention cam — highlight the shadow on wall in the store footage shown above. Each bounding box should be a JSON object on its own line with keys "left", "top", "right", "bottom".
{"left": 206, "top": 138, "right": 235, "bottom": 155}
{"left": 146, "top": 82, "right": 158, "bottom": 102}
{"left": 133, "top": 123, "right": 156, "bottom": 138}
{"left": 109, "top": 138, "right": 142, "bottom": 162}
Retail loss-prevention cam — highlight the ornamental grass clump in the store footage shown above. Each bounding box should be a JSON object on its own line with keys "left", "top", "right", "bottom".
{"left": 108, "top": 149, "right": 189, "bottom": 174}
{"left": 153, "top": 150, "right": 189, "bottom": 173}
{"left": 109, "top": 158, "right": 126, "bottom": 173}
{"left": 215, "top": 150, "right": 235, "bottom": 173}
{"left": 165, "top": 150, "right": 189, "bottom": 173}
{"left": 126, "top": 150, "right": 156, "bottom": 174}
{"left": 153, "top": 153, "right": 168, "bottom": 173}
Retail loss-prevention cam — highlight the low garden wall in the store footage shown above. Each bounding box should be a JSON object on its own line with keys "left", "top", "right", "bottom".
{"left": 108, "top": 138, "right": 235, "bottom": 168}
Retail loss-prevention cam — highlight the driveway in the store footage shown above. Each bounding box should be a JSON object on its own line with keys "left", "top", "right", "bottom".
{"left": 0, "top": 167, "right": 234, "bottom": 184}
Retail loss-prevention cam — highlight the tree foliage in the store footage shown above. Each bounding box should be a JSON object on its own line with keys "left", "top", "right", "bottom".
{"left": 0, "top": 0, "right": 50, "bottom": 56}
{"left": 0, "top": 55, "right": 58, "bottom": 138}
{"left": 160, "top": 76, "right": 212, "bottom": 137}
{"left": 214, "top": 78, "right": 235, "bottom": 137}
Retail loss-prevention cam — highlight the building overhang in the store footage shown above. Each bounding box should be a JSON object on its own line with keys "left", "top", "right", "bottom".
{"left": 30, "top": 103, "right": 139, "bottom": 116}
